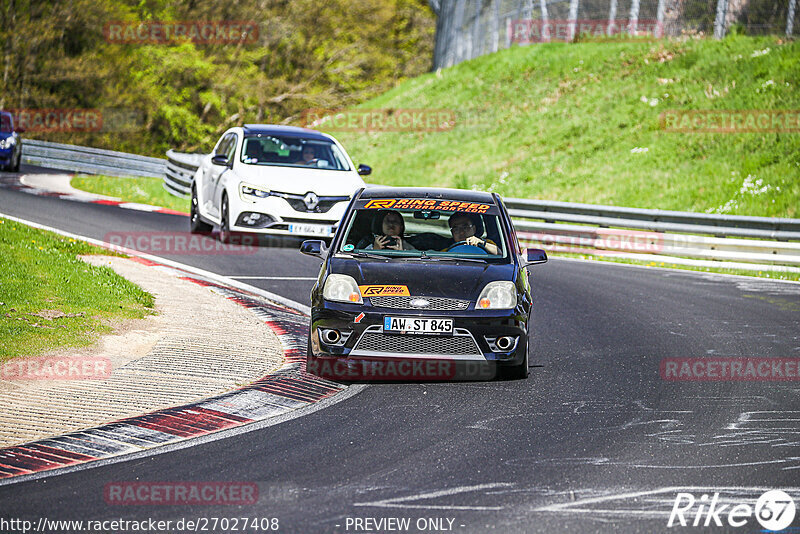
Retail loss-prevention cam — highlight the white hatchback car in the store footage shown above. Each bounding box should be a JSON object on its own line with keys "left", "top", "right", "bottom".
{"left": 190, "top": 124, "right": 369, "bottom": 242}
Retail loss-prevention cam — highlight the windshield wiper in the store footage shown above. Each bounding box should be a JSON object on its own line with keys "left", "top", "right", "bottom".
{"left": 346, "top": 251, "right": 396, "bottom": 260}
{"left": 406, "top": 254, "right": 488, "bottom": 264}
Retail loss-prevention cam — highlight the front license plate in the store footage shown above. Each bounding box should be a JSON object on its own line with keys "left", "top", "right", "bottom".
{"left": 288, "top": 223, "right": 333, "bottom": 236}
{"left": 383, "top": 316, "right": 453, "bottom": 335}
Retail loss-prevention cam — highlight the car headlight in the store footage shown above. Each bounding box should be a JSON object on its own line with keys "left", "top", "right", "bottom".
{"left": 240, "top": 184, "right": 270, "bottom": 199}
{"left": 476, "top": 281, "right": 517, "bottom": 309}
{"left": 0, "top": 137, "right": 15, "bottom": 149}
{"left": 323, "top": 274, "right": 363, "bottom": 304}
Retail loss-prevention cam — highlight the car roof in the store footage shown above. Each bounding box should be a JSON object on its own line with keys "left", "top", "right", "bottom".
{"left": 358, "top": 186, "right": 496, "bottom": 204}
{"left": 242, "top": 124, "right": 330, "bottom": 141}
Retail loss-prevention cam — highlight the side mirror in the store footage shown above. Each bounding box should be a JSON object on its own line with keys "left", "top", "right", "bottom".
{"left": 357, "top": 164, "right": 372, "bottom": 176}
{"left": 211, "top": 154, "right": 228, "bottom": 166}
{"left": 15, "top": 127, "right": 24, "bottom": 134}
{"left": 300, "top": 239, "right": 328, "bottom": 259}
{"left": 525, "top": 248, "right": 548, "bottom": 265}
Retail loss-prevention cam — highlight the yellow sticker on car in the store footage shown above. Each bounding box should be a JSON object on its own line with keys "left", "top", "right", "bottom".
{"left": 359, "top": 285, "right": 410, "bottom": 297}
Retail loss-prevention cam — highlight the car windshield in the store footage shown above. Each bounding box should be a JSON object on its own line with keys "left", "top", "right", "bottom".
{"left": 337, "top": 200, "right": 510, "bottom": 261}
{"left": 0, "top": 114, "right": 12, "bottom": 133}
{"left": 240, "top": 135, "right": 350, "bottom": 171}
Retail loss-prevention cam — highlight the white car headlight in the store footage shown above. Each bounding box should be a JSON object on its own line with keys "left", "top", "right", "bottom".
{"left": 0, "top": 137, "right": 15, "bottom": 149}
{"left": 240, "top": 183, "right": 270, "bottom": 199}
{"left": 323, "top": 274, "right": 363, "bottom": 304}
{"left": 476, "top": 281, "right": 517, "bottom": 310}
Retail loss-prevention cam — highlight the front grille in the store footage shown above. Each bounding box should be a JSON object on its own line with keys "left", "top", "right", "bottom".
{"left": 352, "top": 328, "right": 482, "bottom": 356}
{"left": 369, "top": 296, "right": 470, "bottom": 310}
{"left": 283, "top": 198, "right": 343, "bottom": 213}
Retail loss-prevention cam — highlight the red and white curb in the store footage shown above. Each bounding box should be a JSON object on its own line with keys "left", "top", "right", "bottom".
{"left": 0, "top": 173, "right": 188, "bottom": 216}
{"left": 0, "top": 213, "right": 351, "bottom": 484}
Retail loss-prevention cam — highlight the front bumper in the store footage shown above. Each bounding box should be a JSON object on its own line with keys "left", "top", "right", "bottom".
{"left": 229, "top": 192, "right": 348, "bottom": 238}
{"left": 308, "top": 301, "right": 529, "bottom": 380}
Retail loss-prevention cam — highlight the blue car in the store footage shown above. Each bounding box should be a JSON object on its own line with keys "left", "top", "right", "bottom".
{"left": 0, "top": 111, "right": 22, "bottom": 172}
{"left": 301, "top": 186, "right": 548, "bottom": 381}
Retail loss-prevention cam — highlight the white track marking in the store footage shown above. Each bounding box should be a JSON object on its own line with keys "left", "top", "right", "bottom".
{"left": 354, "top": 483, "right": 514, "bottom": 511}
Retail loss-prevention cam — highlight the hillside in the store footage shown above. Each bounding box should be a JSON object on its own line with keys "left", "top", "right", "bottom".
{"left": 330, "top": 35, "right": 799, "bottom": 217}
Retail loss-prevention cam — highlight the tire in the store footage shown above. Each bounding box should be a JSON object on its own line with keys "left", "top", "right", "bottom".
{"left": 10, "top": 152, "right": 20, "bottom": 173}
{"left": 504, "top": 345, "right": 529, "bottom": 380}
{"left": 219, "top": 194, "right": 231, "bottom": 243}
{"left": 306, "top": 335, "right": 318, "bottom": 376}
{"left": 189, "top": 185, "right": 212, "bottom": 234}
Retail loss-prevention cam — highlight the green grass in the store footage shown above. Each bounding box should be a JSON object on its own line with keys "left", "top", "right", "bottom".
{"left": 71, "top": 175, "right": 189, "bottom": 213}
{"left": 330, "top": 35, "right": 799, "bottom": 218}
{"left": 0, "top": 219, "right": 155, "bottom": 361}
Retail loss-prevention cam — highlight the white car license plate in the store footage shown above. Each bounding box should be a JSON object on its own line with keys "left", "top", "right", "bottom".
{"left": 289, "top": 223, "right": 333, "bottom": 236}
{"left": 383, "top": 316, "right": 453, "bottom": 335}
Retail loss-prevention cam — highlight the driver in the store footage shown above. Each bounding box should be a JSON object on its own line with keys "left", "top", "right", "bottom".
{"left": 448, "top": 212, "right": 499, "bottom": 254}
{"left": 295, "top": 145, "right": 317, "bottom": 165}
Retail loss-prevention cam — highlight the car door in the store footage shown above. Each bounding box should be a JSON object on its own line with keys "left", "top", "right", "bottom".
{"left": 212, "top": 132, "right": 238, "bottom": 216}
{"left": 205, "top": 133, "right": 234, "bottom": 219}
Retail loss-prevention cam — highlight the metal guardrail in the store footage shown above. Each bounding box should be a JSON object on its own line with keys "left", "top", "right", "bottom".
{"left": 17, "top": 140, "right": 798, "bottom": 270}
{"left": 504, "top": 198, "right": 800, "bottom": 241}
{"left": 160, "top": 150, "right": 800, "bottom": 268}
{"left": 164, "top": 150, "right": 203, "bottom": 197}
{"left": 21, "top": 139, "right": 165, "bottom": 179}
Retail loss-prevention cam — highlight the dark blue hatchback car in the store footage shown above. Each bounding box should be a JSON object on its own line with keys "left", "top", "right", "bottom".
{"left": 301, "top": 186, "right": 547, "bottom": 381}
{"left": 0, "top": 111, "right": 22, "bottom": 172}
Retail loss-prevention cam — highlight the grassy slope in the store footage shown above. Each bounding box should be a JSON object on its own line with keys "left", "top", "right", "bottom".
{"left": 0, "top": 219, "right": 154, "bottom": 360}
{"left": 334, "top": 35, "right": 799, "bottom": 218}
{"left": 71, "top": 175, "right": 189, "bottom": 213}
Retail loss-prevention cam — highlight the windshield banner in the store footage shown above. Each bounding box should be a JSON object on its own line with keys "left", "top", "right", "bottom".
{"left": 359, "top": 198, "right": 496, "bottom": 214}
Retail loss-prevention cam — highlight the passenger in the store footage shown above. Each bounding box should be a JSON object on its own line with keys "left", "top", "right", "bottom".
{"left": 448, "top": 212, "right": 499, "bottom": 254}
{"left": 367, "top": 210, "right": 416, "bottom": 251}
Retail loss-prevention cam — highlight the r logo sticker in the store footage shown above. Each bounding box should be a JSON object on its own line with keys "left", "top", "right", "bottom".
{"left": 359, "top": 285, "right": 410, "bottom": 297}
{"left": 364, "top": 199, "right": 397, "bottom": 209}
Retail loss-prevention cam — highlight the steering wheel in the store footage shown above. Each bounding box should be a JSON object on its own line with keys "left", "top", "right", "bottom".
{"left": 305, "top": 158, "right": 319, "bottom": 165}
{"left": 443, "top": 240, "right": 488, "bottom": 253}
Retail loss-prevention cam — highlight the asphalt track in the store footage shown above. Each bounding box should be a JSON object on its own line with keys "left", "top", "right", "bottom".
{"left": 1, "top": 165, "right": 800, "bottom": 533}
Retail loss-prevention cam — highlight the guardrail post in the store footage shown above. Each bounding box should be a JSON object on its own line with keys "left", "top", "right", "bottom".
{"left": 567, "top": 0, "right": 579, "bottom": 41}
{"left": 714, "top": 0, "right": 729, "bottom": 39}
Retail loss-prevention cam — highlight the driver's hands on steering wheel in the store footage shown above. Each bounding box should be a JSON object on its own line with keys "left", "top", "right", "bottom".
{"left": 464, "top": 236, "right": 485, "bottom": 247}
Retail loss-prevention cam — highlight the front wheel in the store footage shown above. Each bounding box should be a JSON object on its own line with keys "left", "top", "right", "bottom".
{"left": 10, "top": 152, "right": 20, "bottom": 172}
{"left": 504, "top": 348, "right": 529, "bottom": 380}
{"left": 219, "top": 194, "right": 231, "bottom": 243}
{"left": 190, "top": 186, "right": 212, "bottom": 234}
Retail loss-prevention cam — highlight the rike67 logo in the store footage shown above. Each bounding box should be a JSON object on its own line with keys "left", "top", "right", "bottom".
{"left": 668, "top": 490, "right": 796, "bottom": 531}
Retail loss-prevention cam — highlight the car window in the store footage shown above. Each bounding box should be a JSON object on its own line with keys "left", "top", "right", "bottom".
{"left": 214, "top": 133, "right": 233, "bottom": 157}
{"left": 0, "top": 113, "right": 12, "bottom": 133}
{"left": 240, "top": 135, "right": 351, "bottom": 171}
{"left": 225, "top": 133, "right": 237, "bottom": 161}
{"left": 337, "top": 202, "right": 509, "bottom": 261}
